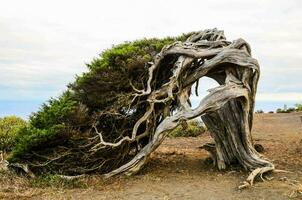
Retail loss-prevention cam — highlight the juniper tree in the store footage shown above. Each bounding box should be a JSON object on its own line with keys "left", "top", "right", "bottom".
{"left": 7, "top": 29, "right": 274, "bottom": 188}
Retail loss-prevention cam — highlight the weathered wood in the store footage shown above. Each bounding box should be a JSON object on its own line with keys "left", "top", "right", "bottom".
{"left": 103, "top": 29, "right": 274, "bottom": 187}
{"left": 8, "top": 29, "right": 274, "bottom": 188}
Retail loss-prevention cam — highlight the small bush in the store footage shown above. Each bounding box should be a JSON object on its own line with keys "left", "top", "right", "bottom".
{"left": 0, "top": 116, "right": 27, "bottom": 152}
{"left": 295, "top": 103, "right": 302, "bottom": 111}
{"left": 169, "top": 120, "right": 206, "bottom": 137}
{"left": 287, "top": 107, "right": 296, "bottom": 113}
{"left": 276, "top": 103, "right": 302, "bottom": 113}
{"left": 276, "top": 107, "right": 295, "bottom": 113}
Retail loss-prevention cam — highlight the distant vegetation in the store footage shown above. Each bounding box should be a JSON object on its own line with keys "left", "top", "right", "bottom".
{"left": 255, "top": 103, "right": 302, "bottom": 114}
{"left": 295, "top": 103, "right": 302, "bottom": 111}
{"left": 0, "top": 116, "right": 27, "bottom": 152}
{"left": 276, "top": 103, "right": 302, "bottom": 113}
{"left": 255, "top": 110, "right": 264, "bottom": 114}
{"left": 168, "top": 120, "right": 206, "bottom": 137}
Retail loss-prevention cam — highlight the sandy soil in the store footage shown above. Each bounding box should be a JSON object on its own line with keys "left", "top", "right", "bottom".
{"left": 1, "top": 112, "right": 302, "bottom": 199}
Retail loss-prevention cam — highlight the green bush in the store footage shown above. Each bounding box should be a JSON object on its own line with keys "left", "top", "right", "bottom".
{"left": 8, "top": 91, "right": 77, "bottom": 162}
{"left": 30, "top": 91, "right": 77, "bottom": 129}
{"left": 276, "top": 103, "right": 302, "bottom": 113}
{"left": 276, "top": 107, "right": 296, "bottom": 113}
{"left": 295, "top": 103, "right": 302, "bottom": 111}
{"left": 169, "top": 120, "right": 206, "bottom": 137}
{"left": 8, "top": 124, "right": 65, "bottom": 162}
{"left": 0, "top": 116, "right": 27, "bottom": 151}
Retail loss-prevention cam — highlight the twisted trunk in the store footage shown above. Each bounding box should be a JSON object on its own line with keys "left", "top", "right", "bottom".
{"left": 104, "top": 29, "right": 274, "bottom": 187}
{"left": 9, "top": 29, "right": 274, "bottom": 188}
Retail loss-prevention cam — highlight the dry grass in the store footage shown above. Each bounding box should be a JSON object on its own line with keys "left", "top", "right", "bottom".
{"left": 0, "top": 171, "right": 40, "bottom": 199}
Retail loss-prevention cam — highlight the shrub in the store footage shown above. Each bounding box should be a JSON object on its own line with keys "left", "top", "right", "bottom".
{"left": 9, "top": 124, "right": 66, "bottom": 163}
{"left": 287, "top": 107, "right": 296, "bottom": 113}
{"left": 295, "top": 103, "right": 302, "bottom": 111}
{"left": 276, "top": 108, "right": 283, "bottom": 113}
{"left": 276, "top": 107, "right": 296, "bottom": 113}
{"left": 8, "top": 91, "right": 78, "bottom": 163}
{"left": 0, "top": 116, "right": 27, "bottom": 152}
{"left": 169, "top": 120, "right": 206, "bottom": 137}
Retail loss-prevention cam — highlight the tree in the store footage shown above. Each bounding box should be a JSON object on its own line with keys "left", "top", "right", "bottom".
{"left": 0, "top": 116, "right": 27, "bottom": 151}
{"left": 7, "top": 29, "right": 274, "bottom": 188}
{"left": 295, "top": 103, "right": 302, "bottom": 111}
{"left": 255, "top": 110, "right": 264, "bottom": 114}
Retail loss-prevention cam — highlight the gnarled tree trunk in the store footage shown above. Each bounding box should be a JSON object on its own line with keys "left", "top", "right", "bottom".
{"left": 8, "top": 29, "right": 274, "bottom": 188}
{"left": 103, "top": 29, "right": 274, "bottom": 187}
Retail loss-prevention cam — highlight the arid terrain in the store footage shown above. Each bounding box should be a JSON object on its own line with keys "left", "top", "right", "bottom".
{"left": 1, "top": 112, "right": 302, "bottom": 200}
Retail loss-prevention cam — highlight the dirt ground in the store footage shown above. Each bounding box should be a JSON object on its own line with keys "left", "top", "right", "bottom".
{"left": 1, "top": 112, "right": 302, "bottom": 199}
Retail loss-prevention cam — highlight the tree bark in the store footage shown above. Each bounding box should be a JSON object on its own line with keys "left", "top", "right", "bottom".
{"left": 104, "top": 29, "right": 274, "bottom": 187}
{"left": 9, "top": 29, "right": 274, "bottom": 188}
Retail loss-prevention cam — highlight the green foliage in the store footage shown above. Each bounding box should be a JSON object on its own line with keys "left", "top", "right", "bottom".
{"left": 276, "top": 107, "right": 296, "bottom": 113}
{"left": 276, "top": 103, "right": 302, "bottom": 113}
{"left": 0, "top": 116, "right": 27, "bottom": 151}
{"left": 30, "top": 91, "right": 77, "bottom": 129}
{"left": 276, "top": 108, "right": 283, "bottom": 113}
{"left": 71, "top": 35, "right": 191, "bottom": 110}
{"left": 287, "top": 107, "right": 296, "bottom": 112}
{"left": 8, "top": 125, "right": 65, "bottom": 162}
{"left": 295, "top": 103, "right": 302, "bottom": 111}
{"left": 9, "top": 33, "right": 193, "bottom": 174}
{"left": 30, "top": 174, "right": 87, "bottom": 188}
{"left": 169, "top": 120, "right": 206, "bottom": 137}
{"left": 8, "top": 91, "right": 78, "bottom": 162}
{"left": 86, "top": 35, "right": 190, "bottom": 71}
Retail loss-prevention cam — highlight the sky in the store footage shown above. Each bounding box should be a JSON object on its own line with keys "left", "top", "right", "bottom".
{"left": 0, "top": 0, "right": 302, "bottom": 118}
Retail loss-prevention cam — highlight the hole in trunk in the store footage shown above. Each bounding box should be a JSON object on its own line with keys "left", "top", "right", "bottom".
{"left": 190, "top": 77, "right": 220, "bottom": 110}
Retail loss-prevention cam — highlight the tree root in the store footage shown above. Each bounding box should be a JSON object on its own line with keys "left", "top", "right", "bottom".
{"left": 238, "top": 166, "right": 296, "bottom": 190}
{"left": 7, "top": 162, "right": 36, "bottom": 178}
{"left": 57, "top": 174, "right": 86, "bottom": 180}
{"left": 238, "top": 166, "right": 275, "bottom": 189}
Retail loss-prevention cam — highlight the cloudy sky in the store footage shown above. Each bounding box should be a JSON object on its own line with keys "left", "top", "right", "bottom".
{"left": 0, "top": 0, "right": 302, "bottom": 118}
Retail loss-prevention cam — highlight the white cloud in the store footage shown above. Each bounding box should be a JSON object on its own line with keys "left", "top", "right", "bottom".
{"left": 256, "top": 93, "right": 302, "bottom": 102}
{"left": 0, "top": 0, "right": 301, "bottom": 103}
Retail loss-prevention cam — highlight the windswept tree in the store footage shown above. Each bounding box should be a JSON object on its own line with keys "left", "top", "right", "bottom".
{"left": 7, "top": 29, "right": 274, "bottom": 188}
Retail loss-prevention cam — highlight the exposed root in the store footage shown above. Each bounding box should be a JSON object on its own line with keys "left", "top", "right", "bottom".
{"left": 0, "top": 160, "right": 9, "bottom": 172}
{"left": 57, "top": 174, "right": 86, "bottom": 180}
{"left": 237, "top": 166, "right": 296, "bottom": 189}
{"left": 199, "top": 143, "right": 217, "bottom": 166}
{"left": 8, "top": 162, "right": 35, "bottom": 178}
{"left": 274, "top": 169, "right": 293, "bottom": 173}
